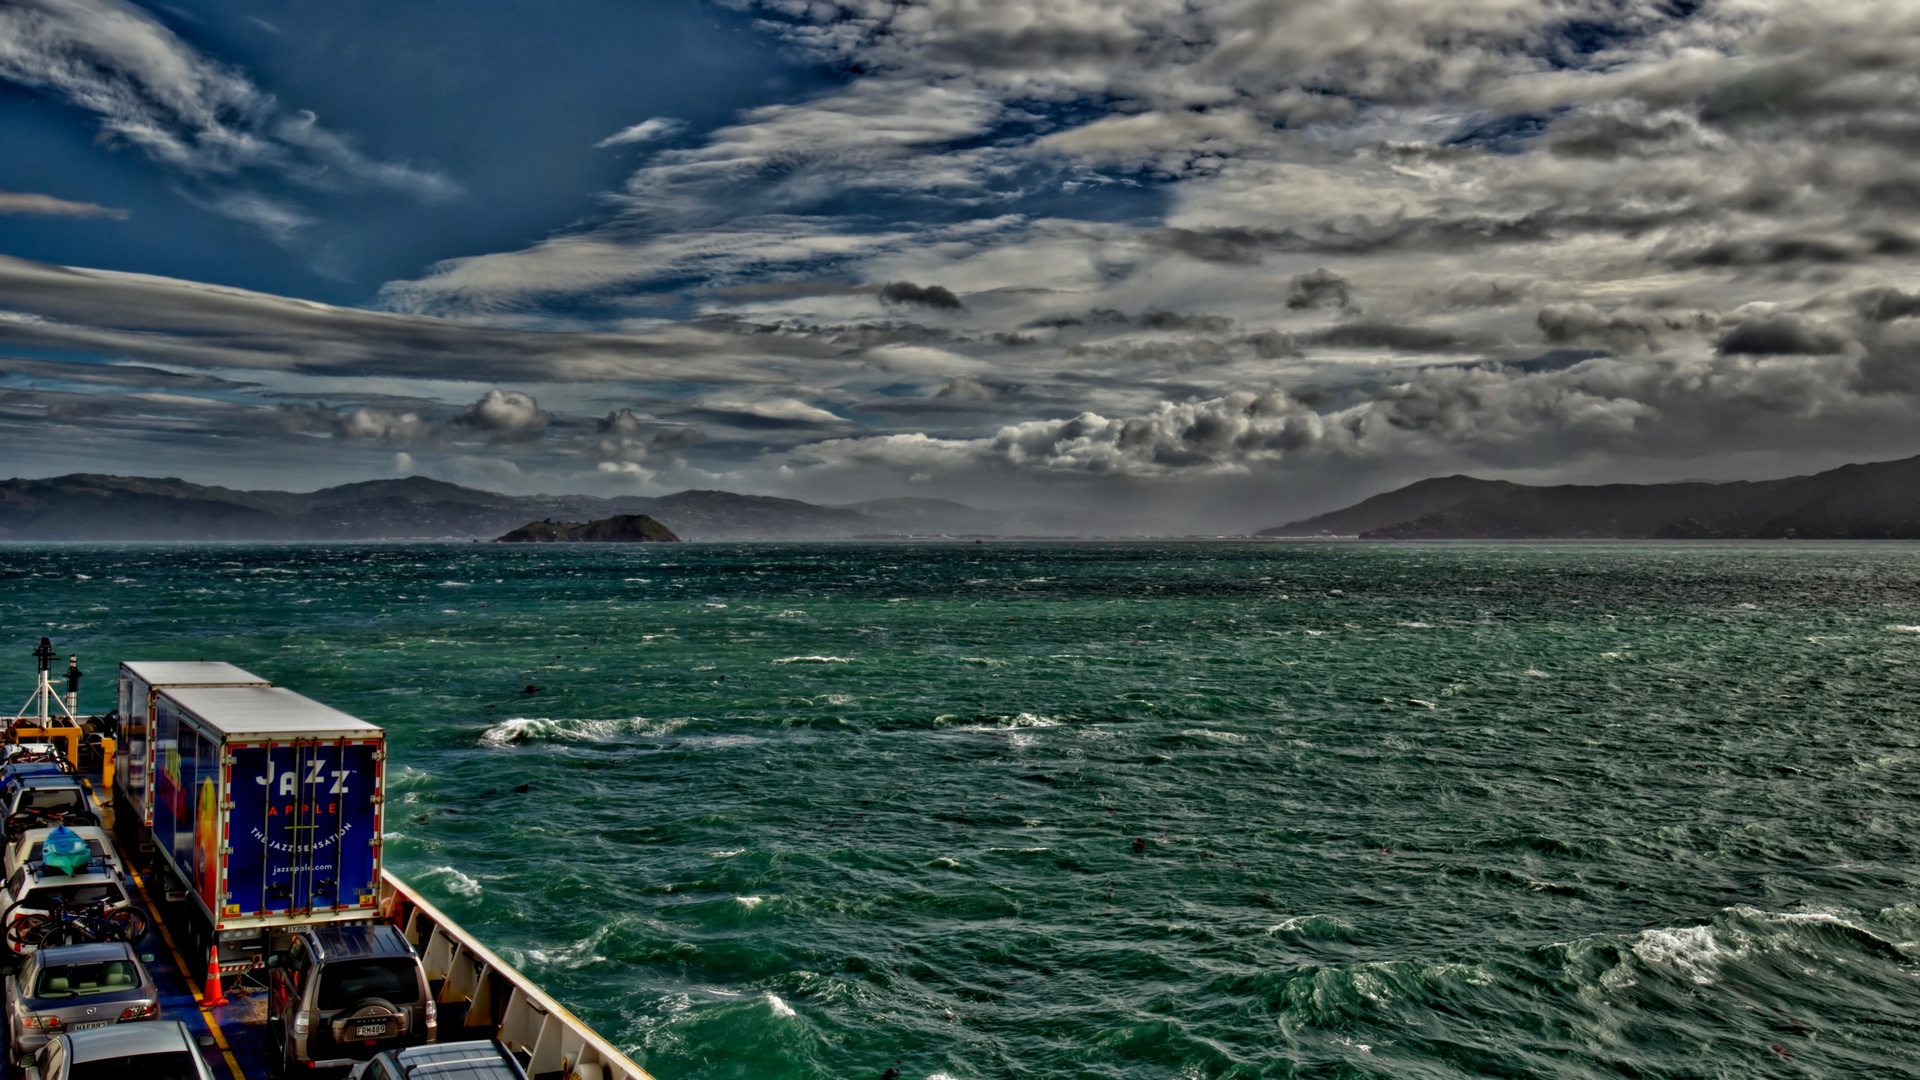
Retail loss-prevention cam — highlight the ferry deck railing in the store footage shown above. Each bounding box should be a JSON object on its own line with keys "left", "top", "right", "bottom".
{"left": 379, "top": 871, "right": 656, "bottom": 1080}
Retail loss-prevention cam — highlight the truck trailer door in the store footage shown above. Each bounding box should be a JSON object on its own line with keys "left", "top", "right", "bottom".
{"left": 230, "top": 739, "right": 380, "bottom": 917}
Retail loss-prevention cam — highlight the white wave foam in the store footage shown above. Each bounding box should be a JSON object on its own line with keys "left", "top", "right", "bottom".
{"left": 1525, "top": 669, "right": 1550, "bottom": 678}
{"left": 425, "top": 866, "right": 481, "bottom": 897}
{"left": 710, "top": 849, "right": 745, "bottom": 858}
{"left": 765, "top": 993, "right": 795, "bottom": 1018}
{"left": 1888, "top": 625, "right": 1920, "bottom": 633}
{"left": 959, "top": 712, "right": 1059, "bottom": 733}
{"left": 1182, "top": 728, "right": 1247, "bottom": 741}
{"left": 1397, "top": 621, "right": 1433, "bottom": 628}
{"left": 736, "top": 895, "right": 764, "bottom": 908}
{"left": 1409, "top": 699, "right": 1438, "bottom": 709}
{"left": 773, "top": 655, "right": 850, "bottom": 664}
{"left": 1631, "top": 924, "right": 1741, "bottom": 984}
{"left": 479, "top": 715, "right": 684, "bottom": 747}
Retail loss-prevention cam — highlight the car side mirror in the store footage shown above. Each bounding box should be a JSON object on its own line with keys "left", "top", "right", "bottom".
{"left": 196, "top": 1035, "right": 216, "bottom": 1048}
{"left": 263, "top": 953, "right": 283, "bottom": 969}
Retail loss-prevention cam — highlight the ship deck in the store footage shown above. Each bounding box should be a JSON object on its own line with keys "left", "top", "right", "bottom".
{"left": 77, "top": 771, "right": 274, "bottom": 1080}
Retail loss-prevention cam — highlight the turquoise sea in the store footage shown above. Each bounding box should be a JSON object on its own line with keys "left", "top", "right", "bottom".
{"left": 4, "top": 541, "right": 1920, "bottom": 1079}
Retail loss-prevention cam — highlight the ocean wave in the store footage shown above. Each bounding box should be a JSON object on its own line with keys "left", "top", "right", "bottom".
{"left": 423, "top": 866, "right": 481, "bottom": 897}
{"left": 773, "top": 655, "right": 851, "bottom": 664}
{"left": 765, "top": 993, "right": 795, "bottom": 1018}
{"left": 478, "top": 715, "right": 685, "bottom": 747}
{"left": 1267, "top": 914, "right": 1358, "bottom": 941}
{"left": 958, "top": 712, "right": 1059, "bottom": 732}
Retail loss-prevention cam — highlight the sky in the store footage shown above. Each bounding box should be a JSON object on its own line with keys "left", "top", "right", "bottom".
{"left": 2, "top": 0, "right": 1920, "bottom": 532}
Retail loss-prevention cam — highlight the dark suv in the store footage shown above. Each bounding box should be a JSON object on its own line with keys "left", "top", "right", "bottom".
{"left": 266, "top": 924, "right": 436, "bottom": 1074}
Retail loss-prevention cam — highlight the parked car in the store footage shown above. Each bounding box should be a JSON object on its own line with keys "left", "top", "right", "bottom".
{"left": 20, "top": 1019, "right": 214, "bottom": 1080}
{"left": 348, "top": 1040, "right": 527, "bottom": 1080}
{"left": 4, "top": 827, "right": 122, "bottom": 879}
{"left": 266, "top": 924, "right": 436, "bottom": 1074}
{"left": 2, "top": 778, "right": 97, "bottom": 841}
{"left": 1, "top": 861, "right": 140, "bottom": 956}
{"left": 5, "top": 941, "right": 160, "bottom": 1063}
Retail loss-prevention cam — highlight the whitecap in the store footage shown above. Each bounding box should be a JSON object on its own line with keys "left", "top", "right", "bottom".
{"left": 478, "top": 716, "right": 684, "bottom": 747}
{"left": 1181, "top": 728, "right": 1247, "bottom": 741}
{"left": 1397, "top": 621, "right": 1433, "bottom": 628}
{"left": 1409, "top": 699, "right": 1438, "bottom": 709}
{"left": 773, "top": 655, "right": 851, "bottom": 664}
{"left": 765, "top": 993, "right": 794, "bottom": 1018}
{"left": 1888, "top": 625, "right": 1920, "bottom": 633}
{"left": 425, "top": 866, "right": 481, "bottom": 897}
{"left": 710, "top": 849, "right": 745, "bottom": 858}
{"left": 736, "top": 895, "right": 764, "bottom": 908}
{"left": 1631, "top": 924, "right": 1739, "bottom": 985}
{"left": 438, "top": 581, "right": 469, "bottom": 587}
{"left": 1524, "top": 669, "right": 1550, "bottom": 678}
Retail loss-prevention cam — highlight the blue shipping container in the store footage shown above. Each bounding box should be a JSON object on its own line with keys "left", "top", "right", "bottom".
{"left": 151, "top": 686, "right": 385, "bottom": 930}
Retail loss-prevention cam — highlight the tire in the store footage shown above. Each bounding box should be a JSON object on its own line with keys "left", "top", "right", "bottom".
{"left": 5, "top": 915, "right": 48, "bottom": 951}
{"left": 102, "top": 907, "right": 148, "bottom": 944}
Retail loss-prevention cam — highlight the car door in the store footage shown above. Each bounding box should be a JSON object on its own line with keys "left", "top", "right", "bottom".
{"left": 30, "top": 1034, "right": 67, "bottom": 1080}
{"left": 271, "top": 938, "right": 308, "bottom": 1036}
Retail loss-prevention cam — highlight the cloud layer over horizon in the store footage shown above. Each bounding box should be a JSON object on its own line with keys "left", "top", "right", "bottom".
{"left": 4, "top": 0, "right": 1920, "bottom": 531}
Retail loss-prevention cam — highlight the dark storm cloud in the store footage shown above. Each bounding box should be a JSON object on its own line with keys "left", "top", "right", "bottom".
{"left": 879, "top": 282, "right": 964, "bottom": 310}
{"left": 1715, "top": 314, "right": 1851, "bottom": 357}
{"left": 1851, "top": 287, "right": 1920, "bottom": 323}
{"left": 1304, "top": 322, "right": 1489, "bottom": 354}
{"left": 1286, "top": 269, "right": 1358, "bottom": 312}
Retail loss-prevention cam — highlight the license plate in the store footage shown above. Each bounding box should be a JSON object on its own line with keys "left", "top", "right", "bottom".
{"left": 353, "top": 1022, "right": 389, "bottom": 1038}
{"left": 70, "top": 1021, "right": 109, "bottom": 1031}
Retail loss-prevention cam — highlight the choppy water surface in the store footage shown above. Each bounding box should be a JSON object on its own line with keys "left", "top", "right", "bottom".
{"left": 5, "top": 541, "right": 1920, "bottom": 1079}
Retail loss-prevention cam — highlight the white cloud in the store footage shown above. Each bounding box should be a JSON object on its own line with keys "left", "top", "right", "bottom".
{"left": 0, "top": 0, "right": 456, "bottom": 239}
{"left": 458, "top": 389, "right": 552, "bottom": 443}
{"left": 596, "top": 117, "right": 686, "bottom": 148}
{"left": 0, "top": 191, "right": 128, "bottom": 219}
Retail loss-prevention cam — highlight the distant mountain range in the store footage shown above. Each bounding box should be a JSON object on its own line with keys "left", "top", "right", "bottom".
{"left": 0, "top": 474, "right": 1060, "bottom": 540}
{"left": 1262, "top": 454, "right": 1920, "bottom": 539}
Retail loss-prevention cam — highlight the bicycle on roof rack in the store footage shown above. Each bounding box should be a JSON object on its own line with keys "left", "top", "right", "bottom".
{"left": 2, "top": 892, "right": 148, "bottom": 950}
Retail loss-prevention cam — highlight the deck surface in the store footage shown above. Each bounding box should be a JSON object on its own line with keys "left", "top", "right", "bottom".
{"left": 73, "top": 774, "right": 276, "bottom": 1080}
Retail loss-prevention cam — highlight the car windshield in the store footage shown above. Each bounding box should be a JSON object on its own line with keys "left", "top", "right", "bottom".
{"left": 70, "top": 1051, "right": 200, "bottom": 1080}
{"left": 35, "top": 958, "right": 139, "bottom": 998}
{"left": 20, "top": 788, "right": 81, "bottom": 812}
{"left": 315, "top": 958, "right": 419, "bottom": 1010}
{"left": 23, "top": 883, "right": 123, "bottom": 909}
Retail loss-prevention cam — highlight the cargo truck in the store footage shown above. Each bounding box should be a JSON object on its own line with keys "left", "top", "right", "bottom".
{"left": 115, "top": 662, "right": 271, "bottom": 830}
{"left": 148, "top": 686, "right": 385, "bottom": 968}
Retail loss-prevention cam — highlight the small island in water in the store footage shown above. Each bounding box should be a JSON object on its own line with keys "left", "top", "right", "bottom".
{"left": 496, "top": 514, "right": 680, "bottom": 543}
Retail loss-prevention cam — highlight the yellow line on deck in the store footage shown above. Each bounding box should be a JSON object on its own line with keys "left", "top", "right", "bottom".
{"left": 83, "top": 780, "right": 247, "bottom": 1080}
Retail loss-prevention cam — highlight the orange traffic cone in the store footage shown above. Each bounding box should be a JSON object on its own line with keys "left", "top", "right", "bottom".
{"left": 203, "top": 950, "right": 227, "bottom": 1007}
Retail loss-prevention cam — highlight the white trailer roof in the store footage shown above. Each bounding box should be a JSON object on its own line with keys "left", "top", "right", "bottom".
{"left": 120, "top": 661, "right": 269, "bottom": 687}
{"left": 160, "top": 686, "right": 382, "bottom": 738}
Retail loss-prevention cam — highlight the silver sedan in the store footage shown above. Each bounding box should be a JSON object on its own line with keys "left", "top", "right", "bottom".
{"left": 21, "top": 1019, "right": 215, "bottom": 1080}
{"left": 5, "top": 942, "right": 159, "bottom": 1063}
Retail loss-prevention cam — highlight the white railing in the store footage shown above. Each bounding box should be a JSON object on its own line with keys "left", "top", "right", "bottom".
{"left": 379, "top": 870, "right": 656, "bottom": 1080}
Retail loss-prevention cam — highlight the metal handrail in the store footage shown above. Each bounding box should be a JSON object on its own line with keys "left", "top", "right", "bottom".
{"left": 378, "top": 870, "right": 656, "bottom": 1080}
